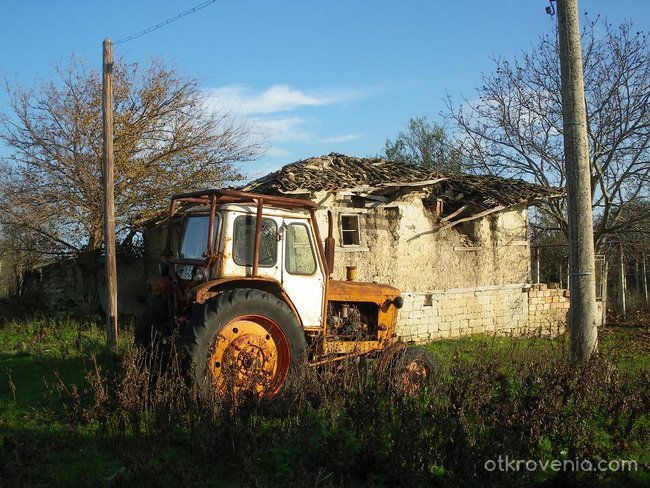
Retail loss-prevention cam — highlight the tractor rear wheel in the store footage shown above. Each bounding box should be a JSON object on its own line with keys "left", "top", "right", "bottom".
{"left": 134, "top": 293, "right": 171, "bottom": 350}
{"left": 181, "top": 289, "right": 306, "bottom": 398}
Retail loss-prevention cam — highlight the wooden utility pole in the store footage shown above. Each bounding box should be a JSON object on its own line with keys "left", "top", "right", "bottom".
{"left": 556, "top": 0, "right": 598, "bottom": 362}
{"left": 102, "top": 38, "right": 118, "bottom": 351}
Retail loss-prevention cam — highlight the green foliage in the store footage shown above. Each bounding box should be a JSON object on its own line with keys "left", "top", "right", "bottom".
{"left": 383, "top": 116, "right": 466, "bottom": 173}
{"left": 0, "top": 313, "right": 648, "bottom": 487}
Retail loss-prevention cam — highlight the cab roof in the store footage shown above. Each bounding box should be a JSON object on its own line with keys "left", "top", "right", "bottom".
{"left": 171, "top": 189, "right": 316, "bottom": 211}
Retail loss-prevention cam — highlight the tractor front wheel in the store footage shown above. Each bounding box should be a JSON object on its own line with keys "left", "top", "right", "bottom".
{"left": 134, "top": 293, "right": 171, "bottom": 350}
{"left": 181, "top": 289, "right": 306, "bottom": 398}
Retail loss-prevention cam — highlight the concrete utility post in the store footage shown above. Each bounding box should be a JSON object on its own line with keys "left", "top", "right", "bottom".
{"left": 102, "top": 38, "right": 118, "bottom": 352}
{"left": 556, "top": 0, "right": 598, "bottom": 361}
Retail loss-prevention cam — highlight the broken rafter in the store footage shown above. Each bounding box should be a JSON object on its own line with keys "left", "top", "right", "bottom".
{"left": 380, "top": 177, "right": 448, "bottom": 189}
{"left": 443, "top": 205, "right": 506, "bottom": 229}
{"left": 440, "top": 205, "right": 468, "bottom": 223}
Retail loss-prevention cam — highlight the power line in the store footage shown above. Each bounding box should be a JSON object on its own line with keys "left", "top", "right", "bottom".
{"left": 115, "top": 0, "right": 217, "bottom": 45}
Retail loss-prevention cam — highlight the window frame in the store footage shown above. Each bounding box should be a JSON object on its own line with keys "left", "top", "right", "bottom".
{"left": 284, "top": 222, "right": 317, "bottom": 276}
{"left": 178, "top": 213, "right": 219, "bottom": 260}
{"left": 232, "top": 215, "right": 278, "bottom": 268}
{"left": 340, "top": 213, "right": 361, "bottom": 247}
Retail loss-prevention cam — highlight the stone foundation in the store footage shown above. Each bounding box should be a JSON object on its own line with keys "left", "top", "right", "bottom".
{"left": 527, "top": 283, "right": 570, "bottom": 337}
{"left": 396, "top": 282, "right": 573, "bottom": 342}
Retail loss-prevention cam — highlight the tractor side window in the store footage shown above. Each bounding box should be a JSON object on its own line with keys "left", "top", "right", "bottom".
{"left": 233, "top": 216, "right": 278, "bottom": 267}
{"left": 285, "top": 223, "right": 316, "bottom": 275}
{"left": 179, "top": 214, "right": 217, "bottom": 260}
{"left": 340, "top": 214, "right": 361, "bottom": 246}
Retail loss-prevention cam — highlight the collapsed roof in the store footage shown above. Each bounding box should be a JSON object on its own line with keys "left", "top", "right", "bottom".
{"left": 242, "top": 153, "right": 564, "bottom": 225}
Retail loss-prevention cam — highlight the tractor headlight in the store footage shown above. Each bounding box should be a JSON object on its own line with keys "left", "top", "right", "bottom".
{"left": 195, "top": 267, "right": 208, "bottom": 282}
{"left": 393, "top": 296, "right": 404, "bottom": 309}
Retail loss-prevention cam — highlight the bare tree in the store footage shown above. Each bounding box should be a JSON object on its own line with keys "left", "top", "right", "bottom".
{"left": 382, "top": 116, "right": 466, "bottom": 172}
{"left": 448, "top": 17, "right": 649, "bottom": 250}
{"left": 0, "top": 56, "right": 266, "bottom": 256}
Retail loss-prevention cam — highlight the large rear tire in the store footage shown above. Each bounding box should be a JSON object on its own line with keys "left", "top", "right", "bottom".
{"left": 181, "top": 289, "right": 306, "bottom": 398}
{"left": 135, "top": 293, "right": 171, "bottom": 349}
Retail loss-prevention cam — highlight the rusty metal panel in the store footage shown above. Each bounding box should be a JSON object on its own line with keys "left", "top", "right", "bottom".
{"left": 171, "top": 188, "right": 316, "bottom": 209}
{"left": 327, "top": 280, "right": 400, "bottom": 302}
{"left": 323, "top": 340, "right": 383, "bottom": 355}
{"left": 326, "top": 280, "right": 401, "bottom": 342}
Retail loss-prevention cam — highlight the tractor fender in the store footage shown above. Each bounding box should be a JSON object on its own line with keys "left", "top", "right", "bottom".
{"left": 189, "top": 276, "right": 304, "bottom": 326}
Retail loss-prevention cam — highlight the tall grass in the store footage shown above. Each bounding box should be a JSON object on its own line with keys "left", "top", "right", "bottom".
{"left": 51, "top": 335, "right": 649, "bottom": 487}
{"left": 1, "top": 311, "right": 647, "bottom": 486}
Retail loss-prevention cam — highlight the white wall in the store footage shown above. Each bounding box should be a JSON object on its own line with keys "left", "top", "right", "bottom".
{"left": 315, "top": 191, "right": 568, "bottom": 339}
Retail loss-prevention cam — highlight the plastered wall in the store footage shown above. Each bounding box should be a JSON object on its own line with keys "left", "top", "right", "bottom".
{"left": 315, "top": 191, "right": 570, "bottom": 339}
{"left": 315, "top": 192, "right": 530, "bottom": 291}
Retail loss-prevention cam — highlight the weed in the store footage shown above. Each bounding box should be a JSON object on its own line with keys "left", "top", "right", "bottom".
{"left": 1, "top": 311, "right": 648, "bottom": 486}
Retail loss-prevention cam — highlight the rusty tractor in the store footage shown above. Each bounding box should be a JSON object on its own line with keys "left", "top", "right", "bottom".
{"left": 136, "top": 189, "right": 436, "bottom": 397}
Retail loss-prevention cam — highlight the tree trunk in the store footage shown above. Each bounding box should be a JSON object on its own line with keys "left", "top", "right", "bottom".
{"left": 643, "top": 254, "right": 648, "bottom": 309}
{"left": 620, "top": 243, "right": 626, "bottom": 319}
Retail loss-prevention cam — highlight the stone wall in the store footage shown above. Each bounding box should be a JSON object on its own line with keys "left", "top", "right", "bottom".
{"left": 22, "top": 259, "right": 90, "bottom": 312}
{"left": 396, "top": 282, "right": 571, "bottom": 342}
{"left": 527, "top": 283, "right": 570, "bottom": 337}
{"left": 312, "top": 190, "right": 576, "bottom": 339}
{"left": 22, "top": 258, "right": 148, "bottom": 315}
{"left": 396, "top": 284, "right": 528, "bottom": 341}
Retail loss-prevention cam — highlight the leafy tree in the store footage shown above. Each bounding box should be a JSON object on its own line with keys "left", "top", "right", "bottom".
{"left": 0, "top": 56, "right": 265, "bottom": 257}
{"left": 447, "top": 17, "right": 650, "bottom": 251}
{"left": 382, "top": 116, "right": 465, "bottom": 172}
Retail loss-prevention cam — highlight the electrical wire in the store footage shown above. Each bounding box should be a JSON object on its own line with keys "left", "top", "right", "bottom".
{"left": 115, "top": 0, "right": 217, "bottom": 44}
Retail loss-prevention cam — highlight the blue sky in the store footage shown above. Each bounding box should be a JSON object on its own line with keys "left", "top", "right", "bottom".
{"left": 0, "top": 0, "right": 647, "bottom": 181}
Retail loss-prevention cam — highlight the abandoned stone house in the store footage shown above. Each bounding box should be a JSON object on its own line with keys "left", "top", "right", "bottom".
{"left": 240, "top": 153, "right": 571, "bottom": 341}
{"left": 24, "top": 152, "right": 581, "bottom": 342}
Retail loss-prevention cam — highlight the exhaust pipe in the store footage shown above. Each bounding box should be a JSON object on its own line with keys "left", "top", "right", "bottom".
{"left": 346, "top": 266, "right": 357, "bottom": 281}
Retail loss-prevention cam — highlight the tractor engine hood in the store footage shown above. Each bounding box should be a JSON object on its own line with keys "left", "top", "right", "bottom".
{"left": 327, "top": 280, "right": 402, "bottom": 310}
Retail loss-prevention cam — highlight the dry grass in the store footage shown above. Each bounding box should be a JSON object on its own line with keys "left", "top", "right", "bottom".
{"left": 1, "top": 313, "right": 648, "bottom": 487}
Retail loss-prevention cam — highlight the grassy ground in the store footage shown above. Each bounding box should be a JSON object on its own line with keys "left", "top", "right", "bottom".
{"left": 0, "top": 308, "right": 648, "bottom": 487}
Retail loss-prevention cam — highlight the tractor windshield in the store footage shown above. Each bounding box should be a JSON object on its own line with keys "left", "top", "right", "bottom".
{"left": 179, "top": 214, "right": 218, "bottom": 260}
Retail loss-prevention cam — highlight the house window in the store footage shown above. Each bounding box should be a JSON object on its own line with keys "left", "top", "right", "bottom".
{"left": 340, "top": 214, "right": 361, "bottom": 246}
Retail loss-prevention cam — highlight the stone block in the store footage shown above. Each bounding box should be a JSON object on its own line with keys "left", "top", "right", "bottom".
{"left": 468, "top": 318, "right": 484, "bottom": 328}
